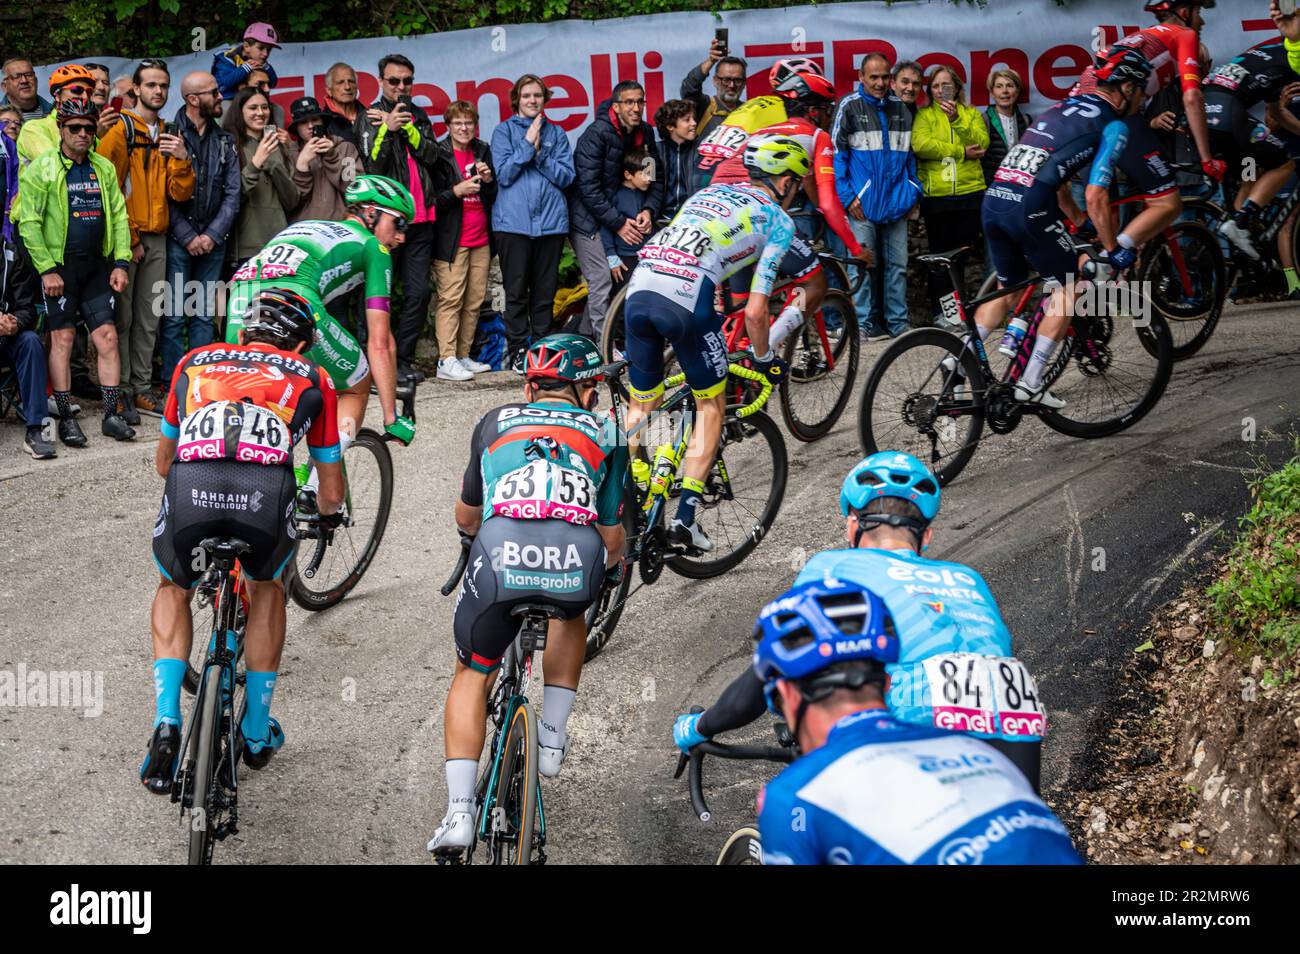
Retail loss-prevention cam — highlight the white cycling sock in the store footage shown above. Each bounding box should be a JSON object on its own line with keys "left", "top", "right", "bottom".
{"left": 539, "top": 685, "right": 577, "bottom": 749}
{"left": 304, "top": 430, "right": 353, "bottom": 493}
{"left": 446, "top": 758, "right": 478, "bottom": 816}
{"left": 769, "top": 305, "right": 804, "bottom": 351}
{"left": 1022, "top": 335, "right": 1059, "bottom": 390}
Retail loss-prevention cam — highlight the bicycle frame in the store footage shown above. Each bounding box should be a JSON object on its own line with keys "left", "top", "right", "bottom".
{"left": 1110, "top": 191, "right": 1197, "bottom": 297}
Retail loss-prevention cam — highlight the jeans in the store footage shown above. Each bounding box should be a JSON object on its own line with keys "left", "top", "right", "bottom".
{"left": 162, "top": 238, "right": 225, "bottom": 384}
{"left": 0, "top": 329, "right": 49, "bottom": 427}
{"left": 851, "top": 217, "right": 910, "bottom": 336}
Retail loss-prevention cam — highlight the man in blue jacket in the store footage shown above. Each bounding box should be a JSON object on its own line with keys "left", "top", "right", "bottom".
{"left": 831, "top": 53, "right": 921, "bottom": 339}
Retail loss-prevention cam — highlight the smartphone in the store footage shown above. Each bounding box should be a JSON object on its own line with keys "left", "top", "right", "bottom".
{"left": 715, "top": 27, "right": 729, "bottom": 56}
{"left": 397, "top": 94, "right": 414, "bottom": 109}
{"left": 310, "top": 122, "right": 326, "bottom": 139}
{"left": 163, "top": 121, "right": 178, "bottom": 137}
{"left": 1280, "top": 0, "right": 1297, "bottom": 15}
{"left": 109, "top": 95, "right": 124, "bottom": 113}
{"left": 938, "top": 85, "right": 956, "bottom": 104}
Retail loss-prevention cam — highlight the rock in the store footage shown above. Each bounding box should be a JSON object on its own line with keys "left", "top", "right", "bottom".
{"left": 1238, "top": 850, "right": 1253, "bottom": 864}
{"left": 1251, "top": 655, "right": 1264, "bottom": 677}
{"left": 1090, "top": 806, "right": 1108, "bottom": 834}
{"left": 1173, "top": 626, "right": 1199, "bottom": 640}
{"left": 1202, "top": 639, "right": 1215, "bottom": 658}
{"left": 1202, "top": 772, "right": 1226, "bottom": 803}
{"left": 1191, "top": 740, "right": 1206, "bottom": 769}
{"left": 1168, "top": 822, "right": 1194, "bottom": 837}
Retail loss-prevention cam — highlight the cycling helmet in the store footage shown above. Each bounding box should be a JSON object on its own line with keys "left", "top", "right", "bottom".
{"left": 1094, "top": 48, "right": 1155, "bottom": 87}
{"left": 525, "top": 333, "right": 605, "bottom": 384}
{"left": 768, "top": 58, "right": 836, "bottom": 106}
{"left": 840, "top": 451, "right": 941, "bottom": 522}
{"left": 751, "top": 578, "right": 899, "bottom": 712}
{"left": 55, "top": 98, "right": 101, "bottom": 125}
{"left": 742, "top": 133, "right": 811, "bottom": 180}
{"left": 241, "top": 289, "right": 318, "bottom": 350}
{"left": 48, "top": 64, "right": 96, "bottom": 95}
{"left": 345, "top": 174, "right": 416, "bottom": 221}
{"left": 1144, "top": 1, "right": 1212, "bottom": 13}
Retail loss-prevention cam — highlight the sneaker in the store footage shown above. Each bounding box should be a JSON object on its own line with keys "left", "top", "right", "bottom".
{"left": 24, "top": 426, "right": 56, "bottom": 459}
{"left": 538, "top": 739, "right": 570, "bottom": 779}
{"left": 511, "top": 350, "right": 527, "bottom": 376}
{"left": 861, "top": 326, "right": 891, "bottom": 342}
{"left": 668, "top": 518, "right": 713, "bottom": 553}
{"left": 140, "top": 722, "right": 180, "bottom": 795}
{"left": 1012, "top": 382, "right": 1066, "bottom": 410}
{"left": 397, "top": 362, "right": 426, "bottom": 384}
{"left": 58, "top": 416, "right": 88, "bottom": 447}
{"left": 134, "top": 389, "right": 164, "bottom": 418}
{"left": 118, "top": 394, "right": 141, "bottom": 427}
{"left": 934, "top": 317, "right": 965, "bottom": 334}
{"left": 436, "top": 356, "right": 473, "bottom": 381}
{"left": 1288, "top": 287, "right": 1300, "bottom": 302}
{"left": 102, "top": 413, "right": 136, "bottom": 441}
{"left": 241, "top": 716, "right": 285, "bottom": 770}
{"left": 460, "top": 356, "right": 492, "bottom": 374}
{"left": 1218, "top": 219, "right": 1260, "bottom": 262}
{"left": 427, "top": 810, "right": 476, "bottom": 856}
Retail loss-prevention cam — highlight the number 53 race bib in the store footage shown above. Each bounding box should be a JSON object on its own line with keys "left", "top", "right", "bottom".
{"left": 490, "top": 460, "right": 598, "bottom": 525}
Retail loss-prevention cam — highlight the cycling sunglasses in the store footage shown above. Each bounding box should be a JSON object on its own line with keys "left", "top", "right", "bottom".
{"left": 378, "top": 208, "right": 408, "bottom": 233}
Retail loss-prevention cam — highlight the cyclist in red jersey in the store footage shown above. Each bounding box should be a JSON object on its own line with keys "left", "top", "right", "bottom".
{"left": 1075, "top": 1, "right": 1224, "bottom": 182}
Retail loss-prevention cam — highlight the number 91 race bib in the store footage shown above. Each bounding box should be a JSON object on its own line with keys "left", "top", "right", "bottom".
{"left": 177, "top": 401, "right": 291, "bottom": 466}
{"left": 490, "top": 460, "right": 598, "bottom": 525}
{"left": 888, "top": 652, "right": 1047, "bottom": 740}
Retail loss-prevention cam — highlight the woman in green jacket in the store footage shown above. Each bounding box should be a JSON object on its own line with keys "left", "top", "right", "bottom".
{"left": 223, "top": 88, "right": 300, "bottom": 269}
{"left": 912, "top": 66, "right": 989, "bottom": 323}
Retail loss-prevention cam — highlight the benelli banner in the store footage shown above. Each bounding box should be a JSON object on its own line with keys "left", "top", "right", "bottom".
{"left": 37, "top": 0, "right": 1279, "bottom": 140}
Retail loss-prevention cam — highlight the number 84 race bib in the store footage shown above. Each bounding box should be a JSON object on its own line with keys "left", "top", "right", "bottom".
{"left": 888, "top": 652, "right": 1047, "bottom": 740}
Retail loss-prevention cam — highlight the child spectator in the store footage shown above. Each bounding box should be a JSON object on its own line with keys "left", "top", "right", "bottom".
{"left": 603, "top": 148, "right": 655, "bottom": 296}
{"left": 212, "top": 22, "right": 281, "bottom": 101}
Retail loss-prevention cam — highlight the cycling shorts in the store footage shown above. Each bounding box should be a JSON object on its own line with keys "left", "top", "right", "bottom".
{"left": 1205, "top": 88, "right": 1292, "bottom": 172}
{"left": 452, "top": 516, "right": 606, "bottom": 673}
{"left": 625, "top": 280, "right": 730, "bottom": 402}
{"left": 225, "top": 280, "right": 370, "bottom": 391}
{"left": 43, "top": 257, "right": 116, "bottom": 332}
{"left": 152, "top": 459, "right": 297, "bottom": 589}
{"left": 982, "top": 197, "right": 1078, "bottom": 288}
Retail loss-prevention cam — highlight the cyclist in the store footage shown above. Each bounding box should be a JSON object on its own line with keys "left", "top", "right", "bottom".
{"left": 977, "top": 49, "right": 1180, "bottom": 409}
{"left": 141, "top": 290, "right": 344, "bottom": 793}
{"left": 751, "top": 578, "right": 1082, "bottom": 865}
{"left": 1203, "top": 2, "right": 1300, "bottom": 269}
{"left": 428, "top": 334, "right": 627, "bottom": 858}
{"left": 675, "top": 451, "right": 1047, "bottom": 792}
{"left": 224, "top": 174, "right": 417, "bottom": 474}
{"left": 621, "top": 135, "right": 807, "bottom": 553}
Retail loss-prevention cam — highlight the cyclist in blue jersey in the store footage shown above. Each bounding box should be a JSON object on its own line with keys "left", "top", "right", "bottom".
{"left": 622, "top": 133, "right": 815, "bottom": 553}
{"left": 751, "top": 578, "right": 1081, "bottom": 865}
{"left": 975, "top": 48, "right": 1181, "bottom": 409}
{"left": 674, "top": 451, "right": 1047, "bottom": 791}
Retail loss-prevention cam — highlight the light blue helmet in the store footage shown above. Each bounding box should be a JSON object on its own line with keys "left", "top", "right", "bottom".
{"left": 840, "top": 451, "right": 941, "bottom": 523}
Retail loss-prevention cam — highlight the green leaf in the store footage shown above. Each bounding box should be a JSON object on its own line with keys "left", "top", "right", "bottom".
{"left": 1133, "top": 641, "right": 1155, "bottom": 654}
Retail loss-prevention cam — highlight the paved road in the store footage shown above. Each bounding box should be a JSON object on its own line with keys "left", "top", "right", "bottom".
{"left": 2, "top": 300, "right": 1297, "bottom": 864}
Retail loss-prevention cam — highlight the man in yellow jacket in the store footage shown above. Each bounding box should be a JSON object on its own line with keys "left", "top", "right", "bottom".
{"left": 97, "top": 59, "right": 194, "bottom": 421}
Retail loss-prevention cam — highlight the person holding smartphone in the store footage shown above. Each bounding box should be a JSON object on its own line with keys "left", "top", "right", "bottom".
{"left": 288, "top": 95, "right": 361, "bottom": 222}
{"left": 222, "top": 87, "right": 299, "bottom": 271}
{"left": 681, "top": 33, "right": 749, "bottom": 140}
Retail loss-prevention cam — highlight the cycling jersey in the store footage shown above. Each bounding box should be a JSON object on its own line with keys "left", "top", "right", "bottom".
{"left": 1204, "top": 36, "right": 1300, "bottom": 110}
{"left": 460, "top": 400, "right": 626, "bottom": 528}
{"left": 161, "top": 341, "right": 341, "bottom": 468}
{"left": 1073, "top": 22, "right": 1202, "bottom": 98}
{"left": 758, "top": 709, "right": 1082, "bottom": 865}
{"left": 694, "top": 96, "right": 862, "bottom": 256}
{"left": 224, "top": 219, "right": 393, "bottom": 389}
{"left": 796, "top": 548, "right": 1044, "bottom": 742}
{"left": 1203, "top": 37, "right": 1300, "bottom": 170}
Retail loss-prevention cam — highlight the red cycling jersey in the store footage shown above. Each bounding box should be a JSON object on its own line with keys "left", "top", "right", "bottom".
{"left": 1074, "top": 22, "right": 1202, "bottom": 97}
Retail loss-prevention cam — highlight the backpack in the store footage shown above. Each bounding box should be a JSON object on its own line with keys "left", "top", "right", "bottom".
{"left": 471, "top": 312, "right": 507, "bottom": 371}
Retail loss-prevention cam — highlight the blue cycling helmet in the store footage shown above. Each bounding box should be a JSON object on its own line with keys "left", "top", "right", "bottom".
{"left": 751, "top": 578, "right": 899, "bottom": 713}
{"left": 840, "top": 451, "right": 941, "bottom": 521}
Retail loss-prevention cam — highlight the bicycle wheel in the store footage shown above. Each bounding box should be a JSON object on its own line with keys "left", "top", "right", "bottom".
{"left": 584, "top": 480, "right": 637, "bottom": 662}
{"left": 779, "top": 289, "right": 860, "bottom": 442}
{"left": 186, "top": 663, "right": 222, "bottom": 865}
{"left": 1137, "top": 220, "right": 1226, "bottom": 360}
{"left": 669, "top": 409, "right": 788, "bottom": 579}
{"left": 1039, "top": 311, "right": 1173, "bottom": 438}
{"left": 489, "top": 702, "right": 539, "bottom": 866}
{"left": 717, "top": 827, "right": 764, "bottom": 865}
{"left": 183, "top": 572, "right": 246, "bottom": 694}
{"left": 858, "top": 328, "right": 986, "bottom": 486}
{"left": 601, "top": 285, "right": 682, "bottom": 402}
{"left": 287, "top": 429, "right": 394, "bottom": 611}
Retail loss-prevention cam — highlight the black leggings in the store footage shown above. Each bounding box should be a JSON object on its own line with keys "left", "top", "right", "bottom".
{"left": 496, "top": 232, "right": 565, "bottom": 355}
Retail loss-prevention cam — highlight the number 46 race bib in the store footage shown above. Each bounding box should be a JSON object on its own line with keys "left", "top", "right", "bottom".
{"left": 490, "top": 460, "right": 598, "bottom": 525}
{"left": 177, "top": 401, "right": 291, "bottom": 466}
{"left": 889, "top": 653, "right": 1047, "bottom": 740}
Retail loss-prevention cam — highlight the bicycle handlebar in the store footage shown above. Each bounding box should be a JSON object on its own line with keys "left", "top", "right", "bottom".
{"left": 673, "top": 739, "right": 796, "bottom": 822}
{"left": 440, "top": 531, "right": 474, "bottom": 597}
{"left": 664, "top": 357, "right": 774, "bottom": 419}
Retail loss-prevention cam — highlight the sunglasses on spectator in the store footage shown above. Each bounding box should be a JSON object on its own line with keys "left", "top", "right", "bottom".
{"left": 64, "top": 124, "right": 96, "bottom": 135}
{"left": 384, "top": 76, "right": 415, "bottom": 87}
{"left": 139, "top": 58, "right": 168, "bottom": 71}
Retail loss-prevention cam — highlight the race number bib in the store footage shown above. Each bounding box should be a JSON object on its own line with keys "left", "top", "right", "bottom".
{"left": 232, "top": 243, "right": 310, "bottom": 282}
{"left": 234, "top": 403, "right": 291, "bottom": 465}
{"left": 1207, "top": 63, "right": 1247, "bottom": 91}
{"left": 177, "top": 401, "right": 291, "bottom": 465}
{"left": 994, "top": 144, "right": 1050, "bottom": 188}
{"left": 654, "top": 221, "right": 713, "bottom": 262}
{"left": 177, "top": 402, "right": 227, "bottom": 461}
{"left": 919, "top": 653, "right": 1046, "bottom": 739}
{"left": 491, "top": 460, "right": 598, "bottom": 525}
{"left": 698, "top": 124, "right": 749, "bottom": 161}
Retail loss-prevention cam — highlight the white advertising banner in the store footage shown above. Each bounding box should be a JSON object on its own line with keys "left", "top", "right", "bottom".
{"left": 37, "top": 0, "right": 1281, "bottom": 140}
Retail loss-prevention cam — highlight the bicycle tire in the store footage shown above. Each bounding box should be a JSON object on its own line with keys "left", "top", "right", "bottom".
{"left": 858, "top": 328, "right": 986, "bottom": 486}
{"left": 184, "top": 578, "right": 245, "bottom": 694}
{"left": 490, "top": 702, "right": 539, "bottom": 866}
{"left": 584, "top": 480, "right": 638, "bottom": 662}
{"left": 186, "top": 663, "right": 222, "bottom": 866}
{"left": 1039, "top": 312, "right": 1173, "bottom": 439}
{"left": 717, "top": 826, "right": 764, "bottom": 865}
{"left": 287, "top": 429, "right": 394, "bottom": 611}
{"left": 668, "top": 410, "right": 788, "bottom": 579}
{"left": 1136, "top": 220, "right": 1226, "bottom": 361}
{"left": 778, "top": 289, "right": 860, "bottom": 442}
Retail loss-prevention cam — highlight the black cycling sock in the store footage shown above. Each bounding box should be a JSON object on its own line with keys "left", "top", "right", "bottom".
{"left": 53, "top": 390, "right": 74, "bottom": 420}
{"left": 1233, "top": 200, "right": 1260, "bottom": 226}
{"left": 100, "top": 385, "right": 121, "bottom": 418}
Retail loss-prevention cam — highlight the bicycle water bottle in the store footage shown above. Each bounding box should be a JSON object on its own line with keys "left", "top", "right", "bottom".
{"left": 998, "top": 316, "right": 1029, "bottom": 357}
{"left": 630, "top": 458, "right": 651, "bottom": 495}
{"left": 649, "top": 444, "right": 676, "bottom": 498}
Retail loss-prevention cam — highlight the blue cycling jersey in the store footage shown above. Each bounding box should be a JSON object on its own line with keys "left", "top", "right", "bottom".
{"left": 796, "top": 548, "right": 1045, "bottom": 741}
{"left": 758, "top": 709, "right": 1082, "bottom": 865}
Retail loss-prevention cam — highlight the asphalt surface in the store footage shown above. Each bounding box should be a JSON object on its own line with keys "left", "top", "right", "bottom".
{"left": 1, "top": 299, "right": 1297, "bottom": 865}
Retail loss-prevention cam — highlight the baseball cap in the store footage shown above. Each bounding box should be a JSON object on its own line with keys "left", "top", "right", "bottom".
{"left": 244, "top": 22, "right": 281, "bottom": 49}
{"left": 289, "top": 96, "right": 329, "bottom": 125}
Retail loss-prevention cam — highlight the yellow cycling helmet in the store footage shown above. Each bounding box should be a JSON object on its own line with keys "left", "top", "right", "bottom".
{"left": 742, "top": 133, "right": 812, "bottom": 180}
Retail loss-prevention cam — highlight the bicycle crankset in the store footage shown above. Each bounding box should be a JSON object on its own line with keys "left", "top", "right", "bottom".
{"left": 985, "top": 384, "right": 1024, "bottom": 435}
{"left": 639, "top": 525, "right": 668, "bottom": 584}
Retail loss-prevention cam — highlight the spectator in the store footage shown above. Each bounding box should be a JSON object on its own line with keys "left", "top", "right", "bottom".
{"left": 912, "top": 65, "right": 987, "bottom": 324}
{"left": 289, "top": 96, "right": 361, "bottom": 221}
{"left": 833, "top": 52, "right": 922, "bottom": 340}
{"left": 357, "top": 53, "right": 447, "bottom": 379}
{"left": 163, "top": 71, "right": 240, "bottom": 390}
{"left": 224, "top": 88, "right": 300, "bottom": 269}
{"left": 654, "top": 98, "right": 698, "bottom": 221}
{"left": 213, "top": 22, "right": 281, "bottom": 101}
{"left": 892, "top": 61, "right": 924, "bottom": 116}
{"left": 602, "top": 148, "right": 656, "bottom": 298}
{"left": 17, "top": 99, "right": 133, "bottom": 445}
{"left": 17, "top": 64, "right": 97, "bottom": 168}
{"left": 980, "top": 69, "right": 1031, "bottom": 193}
{"left": 97, "top": 59, "right": 195, "bottom": 420}
{"left": 0, "top": 107, "right": 21, "bottom": 145}
{"left": 568, "top": 79, "right": 662, "bottom": 344}
{"left": 322, "top": 63, "right": 361, "bottom": 145}
{"left": 1, "top": 58, "right": 52, "bottom": 122}
{"left": 432, "top": 99, "right": 496, "bottom": 382}
{"left": 681, "top": 40, "right": 747, "bottom": 140}
{"left": 236, "top": 70, "right": 286, "bottom": 127}
{"left": 490, "top": 73, "right": 574, "bottom": 373}
{"left": 111, "top": 76, "right": 137, "bottom": 113}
